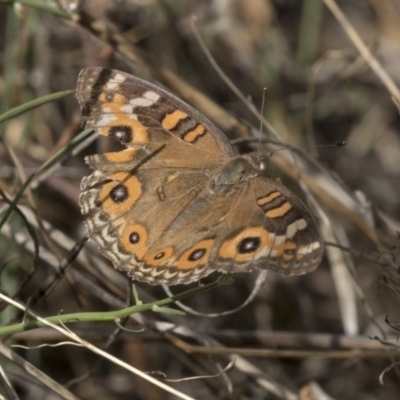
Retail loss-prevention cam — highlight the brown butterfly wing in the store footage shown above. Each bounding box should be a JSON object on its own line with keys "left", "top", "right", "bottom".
{"left": 76, "top": 68, "right": 235, "bottom": 162}
{"left": 210, "top": 176, "right": 323, "bottom": 276}
{"left": 77, "top": 68, "right": 235, "bottom": 284}
{"left": 77, "top": 68, "right": 323, "bottom": 285}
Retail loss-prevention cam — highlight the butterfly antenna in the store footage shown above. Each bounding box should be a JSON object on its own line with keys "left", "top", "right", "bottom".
{"left": 272, "top": 140, "right": 347, "bottom": 156}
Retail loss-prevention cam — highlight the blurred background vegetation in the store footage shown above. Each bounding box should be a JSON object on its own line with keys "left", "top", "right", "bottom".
{"left": 1, "top": 0, "right": 400, "bottom": 399}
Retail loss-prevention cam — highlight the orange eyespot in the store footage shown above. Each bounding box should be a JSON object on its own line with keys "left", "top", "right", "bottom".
{"left": 177, "top": 239, "right": 214, "bottom": 270}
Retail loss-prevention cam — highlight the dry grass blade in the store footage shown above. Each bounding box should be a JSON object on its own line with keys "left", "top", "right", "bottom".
{"left": 324, "top": 0, "right": 400, "bottom": 102}
{"left": 0, "top": 341, "right": 79, "bottom": 400}
{"left": 0, "top": 293, "right": 196, "bottom": 400}
{"left": 0, "top": 361, "right": 19, "bottom": 400}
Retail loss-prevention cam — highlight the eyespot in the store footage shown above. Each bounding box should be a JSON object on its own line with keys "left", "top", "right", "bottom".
{"left": 99, "top": 172, "right": 141, "bottom": 216}
{"left": 120, "top": 223, "right": 148, "bottom": 259}
{"left": 177, "top": 239, "right": 214, "bottom": 270}
{"left": 154, "top": 252, "right": 165, "bottom": 260}
{"left": 219, "top": 227, "right": 273, "bottom": 263}
{"left": 237, "top": 237, "right": 261, "bottom": 254}
{"left": 129, "top": 232, "right": 140, "bottom": 244}
{"left": 110, "top": 184, "right": 128, "bottom": 203}
{"left": 144, "top": 247, "right": 174, "bottom": 266}
{"left": 109, "top": 125, "right": 132, "bottom": 143}
{"left": 188, "top": 248, "right": 206, "bottom": 261}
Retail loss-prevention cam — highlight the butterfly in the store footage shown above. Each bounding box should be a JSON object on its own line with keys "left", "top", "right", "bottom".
{"left": 76, "top": 68, "right": 323, "bottom": 285}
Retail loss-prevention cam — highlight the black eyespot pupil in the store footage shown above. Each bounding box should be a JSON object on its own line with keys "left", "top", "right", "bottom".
{"left": 154, "top": 252, "right": 165, "bottom": 260}
{"left": 188, "top": 249, "right": 206, "bottom": 261}
{"left": 237, "top": 237, "right": 261, "bottom": 254}
{"left": 109, "top": 126, "right": 132, "bottom": 143}
{"left": 284, "top": 249, "right": 295, "bottom": 255}
{"left": 110, "top": 184, "right": 128, "bottom": 203}
{"left": 129, "top": 232, "right": 139, "bottom": 244}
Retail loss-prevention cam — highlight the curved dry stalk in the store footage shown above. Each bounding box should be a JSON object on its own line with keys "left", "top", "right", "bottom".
{"left": 0, "top": 293, "right": 196, "bottom": 400}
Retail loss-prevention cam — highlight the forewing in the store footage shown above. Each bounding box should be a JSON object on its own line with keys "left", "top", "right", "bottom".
{"left": 76, "top": 67, "right": 235, "bottom": 163}
{"left": 76, "top": 67, "right": 237, "bottom": 284}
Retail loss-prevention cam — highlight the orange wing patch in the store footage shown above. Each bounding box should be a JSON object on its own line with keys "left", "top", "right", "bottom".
{"left": 162, "top": 110, "right": 188, "bottom": 130}
{"left": 120, "top": 223, "right": 148, "bottom": 259}
{"left": 103, "top": 148, "right": 138, "bottom": 163}
{"left": 144, "top": 246, "right": 175, "bottom": 266}
{"left": 219, "top": 227, "right": 300, "bottom": 263}
{"left": 257, "top": 191, "right": 282, "bottom": 206}
{"left": 177, "top": 239, "right": 214, "bottom": 270}
{"left": 96, "top": 91, "right": 150, "bottom": 143}
{"left": 182, "top": 124, "right": 206, "bottom": 143}
{"left": 219, "top": 227, "right": 273, "bottom": 263}
{"left": 98, "top": 115, "right": 149, "bottom": 144}
{"left": 265, "top": 202, "right": 292, "bottom": 218}
{"left": 99, "top": 172, "right": 141, "bottom": 216}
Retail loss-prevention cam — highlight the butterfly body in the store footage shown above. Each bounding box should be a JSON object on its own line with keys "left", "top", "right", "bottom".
{"left": 76, "top": 68, "right": 323, "bottom": 285}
